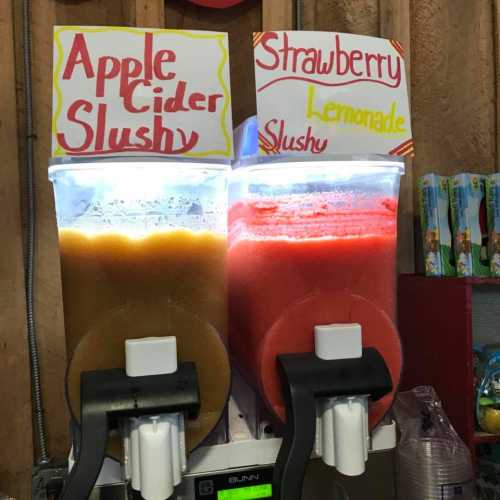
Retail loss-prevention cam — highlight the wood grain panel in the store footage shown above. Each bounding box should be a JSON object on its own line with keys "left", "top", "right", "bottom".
{"left": 411, "top": 0, "right": 495, "bottom": 177}
{"left": 302, "top": 0, "right": 379, "bottom": 36}
{"left": 411, "top": 0, "right": 495, "bottom": 272}
{"left": 0, "top": 1, "right": 34, "bottom": 498}
{"left": 22, "top": 0, "right": 139, "bottom": 460}
{"left": 380, "top": 0, "right": 414, "bottom": 273}
{"left": 165, "top": 0, "right": 262, "bottom": 127}
{"left": 262, "top": 0, "right": 293, "bottom": 30}
{"left": 56, "top": 0, "right": 126, "bottom": 26}
{"left": 495, "top": 0, "right": 500, "bottom": 171}
{"left": 30, "top": 0, "right": 70, "bottom": 459}
{"left": 123, "top": 0, "right": 165, "bottom": 27}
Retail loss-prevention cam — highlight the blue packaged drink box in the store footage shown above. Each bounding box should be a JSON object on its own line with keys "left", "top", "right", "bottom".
{"left": 418, "top": 174, "right": 455, "bottom": 276}
{"left": 486, "top": 174, "right": 500, "bottom": 277}
{"left": 449, "top": 173, "right": 490, "bottom": 277}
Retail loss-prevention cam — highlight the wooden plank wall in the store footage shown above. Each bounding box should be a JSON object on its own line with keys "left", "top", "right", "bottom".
{"left": 164, "top": 0, "right": 262, "bottom": 126}
{"left": 379, "top": 0, "right": 414, "bottom": 274}
{"left": 410, "top": 0, "right": 496, "bottom": 271}
{"left": 411, "top": 0, "right": 496, "bottom": 177}
{"left": 303, "top": 0, "right": 379, "bottom": 35}
{"left": 0, "top": 0, "right": 498, "bottom": 498}
{"left": 262, "top": 0, "right": 293, "bottom": 30}
{"left": 0, "top": 2, "right": 34, "bottom": 499}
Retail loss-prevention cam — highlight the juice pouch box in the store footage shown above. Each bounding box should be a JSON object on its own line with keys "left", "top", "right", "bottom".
{"left": 418, "top": 174, "right": 455, "bottom": 276}
{"left": 449, "top": 173, "right": 490, "bottom": 277}
{"left": 486, "top": 174, "right": 500, "bottom": 276}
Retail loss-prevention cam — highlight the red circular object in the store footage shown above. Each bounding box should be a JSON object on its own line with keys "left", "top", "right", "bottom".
{"left": 259, "top": 291, "right": 402, "bottom": 430}
{"left": 187, "top": 0, "right": 245, "bottom": 7}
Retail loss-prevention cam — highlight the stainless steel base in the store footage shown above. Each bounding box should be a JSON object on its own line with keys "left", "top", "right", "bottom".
{"left": 86, "top": 451, "right": 397, "bottom": 500}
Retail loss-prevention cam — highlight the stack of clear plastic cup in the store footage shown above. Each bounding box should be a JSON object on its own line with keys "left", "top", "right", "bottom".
{"left": 397, "top": 437, "right": 475, "bottom": 499}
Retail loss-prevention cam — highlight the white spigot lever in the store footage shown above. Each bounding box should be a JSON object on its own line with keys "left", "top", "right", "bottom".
{"left": 125, "top": 337, "right": 186, "bottom": 500}
{"left": 314, "top": 323, "right": 369, "bottom": 476}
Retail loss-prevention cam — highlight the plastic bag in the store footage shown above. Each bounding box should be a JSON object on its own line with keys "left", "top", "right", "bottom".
{"left": 393, "top": 386, "right": 475, "bottom": 500}
{"left": 475, "top": 347, "right": 500, "bottom": 434}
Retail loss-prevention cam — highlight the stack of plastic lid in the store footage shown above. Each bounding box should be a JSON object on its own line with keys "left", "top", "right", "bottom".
{"left": 397, "top": 437, "right": 474, "bottom": 499}
{"left": 394, "top": 386, "right": 475, "bottom": 500}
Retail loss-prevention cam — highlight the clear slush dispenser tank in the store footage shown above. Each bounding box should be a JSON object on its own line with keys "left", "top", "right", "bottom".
{"left": 49, "top": 159, "right": 230, "bottom": 450}
{"left": 228, "top": 152, "right": 404, "bottom": 429}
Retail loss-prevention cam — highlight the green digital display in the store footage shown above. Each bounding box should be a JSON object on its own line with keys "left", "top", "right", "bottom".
{"left": 217, "top": 484, "right": 272, "bottom": 500}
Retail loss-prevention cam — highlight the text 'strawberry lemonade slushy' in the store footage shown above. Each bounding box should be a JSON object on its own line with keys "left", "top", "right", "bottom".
{"left": 228, "top": 156, "right": 404, "bottom": 429}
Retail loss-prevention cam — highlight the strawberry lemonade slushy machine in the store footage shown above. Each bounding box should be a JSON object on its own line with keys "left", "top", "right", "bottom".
{"left": 49, "top": 115, "right": 404, "bottom": 500}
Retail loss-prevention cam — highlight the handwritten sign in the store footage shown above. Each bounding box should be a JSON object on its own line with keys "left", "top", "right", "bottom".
{"left": 253, "top": 31, "right": 413, "bottom": 156}
{"left": 52, "top": 27, "right": 233, "bottom": 159}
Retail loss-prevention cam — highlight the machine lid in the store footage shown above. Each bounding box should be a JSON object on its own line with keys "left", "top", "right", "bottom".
{"left": 48, "top": 155, "right": 230, "bottom": 179}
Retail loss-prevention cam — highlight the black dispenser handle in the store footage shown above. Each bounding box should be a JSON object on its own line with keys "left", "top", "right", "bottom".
{"left": 60, "top": 364, "right": 200, "bottom": 500}
{"left": 273, "top": 348, "right": 393, "bottom": 500}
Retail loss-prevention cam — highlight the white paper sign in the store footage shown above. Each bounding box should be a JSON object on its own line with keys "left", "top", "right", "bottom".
{"left": 254, "top": 31, "right": 413, "bottom": 156}
{"left": 52, "top": 27, "right": 233, "bottom": 159}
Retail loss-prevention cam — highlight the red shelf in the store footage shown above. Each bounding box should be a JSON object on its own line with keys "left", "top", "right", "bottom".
{"left": 398, "top": 274, "right": 489, "bottom": 465}
{"left": 462, "top": 277, "right": 500, "bottom": 285}
{"left": 474, "top": 432, "right": 500, "bottom": 445}
{"left": 401, "top": 274, "right": 500, "bottom": 286}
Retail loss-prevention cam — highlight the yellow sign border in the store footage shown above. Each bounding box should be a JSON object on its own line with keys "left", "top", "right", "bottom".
{"left": 53, "top": 26, "right": 233, "bottom": 158}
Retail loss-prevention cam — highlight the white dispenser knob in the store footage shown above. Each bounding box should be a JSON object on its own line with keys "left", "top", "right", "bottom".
{"left": 124, "top": 336, "right": 187, "bottom": 500}
{"left": 314, "top": 323, "right": 362, "bottom": 360}
{"left": 332, "top": 397, "right": 368, "bottom": 476}
{"left": 139, "top": 417, "right": 168, "bottom": 500}
{"left": 314, "top": 323, "right": 369, "bottom": 476}
{"left": 130, "top": 418, "right": 142, "bottom": 492}
{"left": 126, "top": 336, "right": 178, "bottom": 377}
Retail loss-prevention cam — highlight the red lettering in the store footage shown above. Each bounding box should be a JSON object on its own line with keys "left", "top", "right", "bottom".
{"left": 387, "top": 55, "right": 402, "bottom": 87}
{"left": 255, "top": 32, "right": 280, "bottom": 70}
{"left": 257, "top": 33, "right": 401, "bottom": 88}
{"left": 188, "top": 93, "right": 206, "bottom": 111}
{"left": 263, "top": 119, "right": 327, "bottom": 154}
{"left": 56, "top": 99, "right": 94, "bottom": 152}
{"left": 376, "top": 54, "right": 387, "bottom": 79}
{"left": 123, "top": 80, "right": 150, "bottom": 113}
{"left": 154, "top": 98, "right": 162, "bottom": 113}
{"left": 153, "top": 87, "right": 164, "bottom": 113}
{"left": 152, "top": 116, "right": 173, "bottom": 151}
{"left": 95, "top": 103, "right": 107, "bottom": 151}
{"left": 144, "top": 32, "right": 153, "bottom": 81}
{"left": 109, "top": 127, "right": 133, "bottom": 151}
{"left": 136, "top": 127, "right": 153, "bottom": 149}
{"left": 175, "top": 127, "right": 200, "bottom": 153}
{"left": 280, "top": 33, "right": 290, "bottom": 71}
{"left": 365, "top": 53, "right": 377, "bottom": 78}
{"left": 96, "top": 57, "right": 120, "bottom": 97}
{"left": 304, "top": 126, "right": 327, "bottom": 153}
{"left": 300, "top": 48, "right": 319, "bottom": 74}
{"left": 263, "top": 119, "right": 280, "bottom": 151}
{"left": 282, "top": 133, "right": 295, "bottom": 151}
{"left": 349, "top": 50, "right": 363, "bottom": 76}
{"left": 152, "top": 115, "right": 198, "bottom": 153}
{"left": 62, "top": 33, "right": 94, "bottom": 80}
{"left": 335, "top": 34, "right": 350, "bottom": 76}
{"left": 208, "top": 94, "right": 223, "bottom": 112}
{"left": 318, "top": 51, "right": 334, "bottom": 74}
{"left": 154, "top": 50, "right": 176, "bottom": 80}
{"left": 164, "top": 81, "right": 189, "bottom": 112}
{"left": 120, "top": 57, "right": 142, "bottom": 98}
{"left": 290, "top": 47, "right": 306, "bottom": 73}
